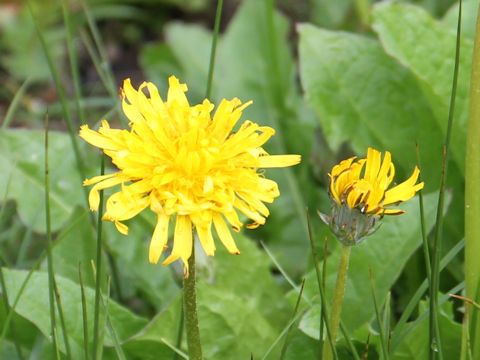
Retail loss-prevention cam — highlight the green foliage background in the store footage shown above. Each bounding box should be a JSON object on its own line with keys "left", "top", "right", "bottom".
{"left": 0, "top": 0, "right": 474, "bottom": 358}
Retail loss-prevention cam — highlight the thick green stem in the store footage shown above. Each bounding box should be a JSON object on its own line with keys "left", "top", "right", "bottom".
{"left": 466, "top": 4, "right": 480, "bottom": 357}
{"left": 183, "top": 246, "right": 202, "bottom": 360}
{"left": 323, "top": 244, "right": 351, "bottom": 360}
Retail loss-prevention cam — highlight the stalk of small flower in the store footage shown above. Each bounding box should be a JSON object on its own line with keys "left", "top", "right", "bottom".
{"left": 319, "top": 148, "right": 424, "bottom": 360}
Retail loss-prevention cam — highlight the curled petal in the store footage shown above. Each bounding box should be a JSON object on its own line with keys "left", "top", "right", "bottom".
{"left": 149, "top": 213, "right": 170, "bottom": 264}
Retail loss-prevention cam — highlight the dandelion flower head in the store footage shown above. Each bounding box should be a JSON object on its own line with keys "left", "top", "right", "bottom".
{"left": 321, "top": 147, "right": 424, "bottom": 245}
{"left": 79, "top": 76, "right": 301, "bottom": 276}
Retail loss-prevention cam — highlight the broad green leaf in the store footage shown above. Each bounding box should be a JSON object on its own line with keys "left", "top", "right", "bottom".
{"left": 0, "top": 129, "right": 86, "bottom": 233}
{"left": 298, "top": 305, "right": 321, "bottom": 341}
{"left": 443, "top": 0, "right": 480, "bottom": 40}
{"left": 198, "top": 286, "right": 280, "bottom": 359}
{"left": 371, "top": 0, "right": 468, "bottom": 269}
{"left": 298, "top": 23, "right": 444, "bottom": 191}
{"left": 0, "top": 303, "right": 38, "bottom": 358}
{"left": 310, "top": 0, "right": 353, "bottom": 28}
{"left": 199, "top": 233, "right": 291, "bottom": 330}
{"left": 156, "top": 0, "right": 319, "bottom": 276}
{"left": 1, "top": 268, "right": 148, "bottom": 359}
{"left": 282, "top": 328, "right": 320, "bottom": 360}
{"left": 197, "top": 234, "right": 291, "bottom": 359}
{"left": 125, "top": 233, "right": 292, "bottom": 359}
{"left": 298, "top": 191, "right": 440, "bottom": 335}
{"left": 120, "top": 296, "right": 181, "bottom": 359}
{"left": 103, "top": 211, "right": 180, "bottom": 310}
{"left": 392, "top": 300, "right": 461, "bottom": 359}
{"left": 371, "top": 2, "right": 473, "bottom": 174}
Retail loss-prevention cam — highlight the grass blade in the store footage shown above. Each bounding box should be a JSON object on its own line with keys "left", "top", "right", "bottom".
{"left": 61, "top": 0, "right": 86, "bottom": 126}
{"left": 261, "top": 241, "right": 311, "bottom": 305}
{"left": 1, "top": 78, "right": 31, "bottom": 132}
{"left": 93, "top": 154, "right": 105, "bottom": 360}
{"left": 306, "top": 209, "right": 337, "bottom": 360}
{"left": 100, "top": 278, "right": 127, "bottom": 360}
{"left": 53, "top": 278, "right": 72, "bottom": 360}
{"left": 162, "top": 337, "right": 188, "bottom": 359}
{"left": 78, "top": 264, "right": 90, "bottom": 360}
{"left": 339, "top": 321, "right": 361, "bottom": 360}
{"left": 369, "top": 269, "right": 389, "bottom": 360}
{"left": 205, "top": 0, "right": 223, "bottom": 99}
{"left": 415, "top": 144, "right": 432, "bottom": 285}
{"left": 280, "top": 279, "right": 306, "bottom": 359}
{"left": 81, "top": 0, "right": 117, "bottom": 98}
{"left": 392, "top": 281, "right": 465, "bottom": 354}
{"left": 44, "top": 113, "right": 61, "bottom": 359}
{"left": 26, "top": 0, "right": 88, "bottom": 190}
{"left": 429, "top": 1, "right": 462, "bottom": 358}
{"left": 261, "top": 292, "right": 306, "bottom": 360}
{"left": 391, "top": 238, "right": 465, "bottom": 351}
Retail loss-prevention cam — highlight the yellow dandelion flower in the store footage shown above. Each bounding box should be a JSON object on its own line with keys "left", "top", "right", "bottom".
{"left": 79, "top": 76, "right": 301, "bottom": 276}
{"left": 319, "top": 147, "right": 424, "bottom": 245}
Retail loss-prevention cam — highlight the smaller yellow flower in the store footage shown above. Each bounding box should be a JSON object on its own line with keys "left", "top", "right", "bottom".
{"left": 320, "top": 147, "right": 424, "bottom": 245}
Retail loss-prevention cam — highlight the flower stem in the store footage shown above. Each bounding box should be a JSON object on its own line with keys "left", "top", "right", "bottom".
{"left": 466, "top": 2, "right": 480, "bottom": 357}
{"left": 183, "top": 246, "right": 202, "bottom": 360}
{"left": 322, "top": 244, "right": 351, "bottom": 360}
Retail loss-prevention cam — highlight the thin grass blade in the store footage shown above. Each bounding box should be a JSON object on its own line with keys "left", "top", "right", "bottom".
{"left": 392, "top": 239, "right": 465, "bottom": 351}
{"left": 392, "top": 281, "right": 465, "bottom": 354}
{"left": 53, "top": 278, "right": 72, "bottom": 360}
{"left": 26, "top": 0, "right": 88, "bottom": 190}
{"left": 307, "top": 209, "right": 337, "bottom": 360}
{"left": 369, "top": 268, "right": 389, "bottom": 360}
{"left": 429, "top": 1, "right": 462, "bottom": 358}
{"left": 1, "top": 78, "right": 31, "bottom": 132}
{"left": 279, "top": 279, "right": 306, "bottom": 359}
{"left": 93, "top": 154, "right": 105, "bottom": 360}
{"left": 339, "top": 321, "right": 361, "bottom": 360}
{"left": 78, "top": 264, "right": 90, "bottom": 360}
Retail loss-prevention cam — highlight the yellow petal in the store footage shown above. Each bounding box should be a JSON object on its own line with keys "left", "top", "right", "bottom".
{"left": 234, "top": 198, "right": 266, "bottom": 226}
{"left": 384, "top": 167, "right": 424, "bottom": 205}
{"left": 86, "top": 175, "right": 123, "bottom": 211}
{"left": 376, "top": 151, "right": 393, "bottom": 189}
{"left": 258, "top": 155, "right": 301, "bottom": 168}
{"left": 149, "top": 213, "right": 170, "bottom": 264}
{"left": 196, "top": 224, "right": 216, "bottom": 256}
{"left": 83, "top": 173, "right": 116, "bottom": 186}
{"left": 330, "top": 157, "right": 356, "bottom": 178}
{"left": 104, "top": 191, "right": 149, "bottom": 221}
{"left": 364, "top": 147, "right": 381, "bottom": 183}
{"left": 162, "top": 215, "right": 192, "bottom": 276}
{"left": 167, "top": 76, "right": 189, "bottom": 107}
{"left": 383, "top": 209, "right": 405, "bottom": 215}
{"left": 114, "top": 220, "right": 129, "bottom": 235}
{"left": 213, "top": 213, "right": 240, "bottom": 254}
{"left": 79, "top": 124, "right": 120, "bottom": 151}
